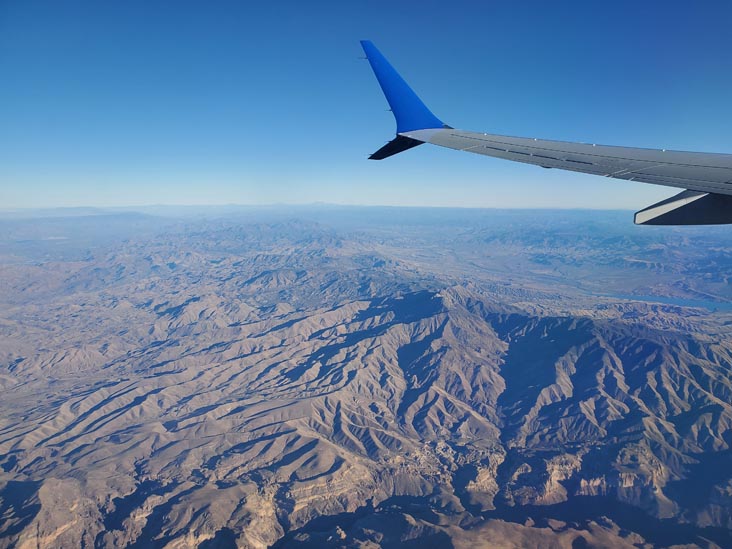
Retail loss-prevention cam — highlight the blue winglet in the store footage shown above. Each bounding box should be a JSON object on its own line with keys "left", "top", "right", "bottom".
{"left": 361, "top": 40, "right": 445, "bottom": 134}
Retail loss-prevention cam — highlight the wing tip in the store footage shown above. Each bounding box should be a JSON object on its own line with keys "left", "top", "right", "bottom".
{"left": 360, "top": 40, "right": 445, "bottom": 134}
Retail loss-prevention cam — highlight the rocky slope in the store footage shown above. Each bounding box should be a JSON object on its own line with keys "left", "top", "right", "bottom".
{"left": 1, "top": 208, "right": 731, "bottom": 548}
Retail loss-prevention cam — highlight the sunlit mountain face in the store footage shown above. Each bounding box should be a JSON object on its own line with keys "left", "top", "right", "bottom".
{"left": 1, "top": 206, "right": 731, "bottom": 548}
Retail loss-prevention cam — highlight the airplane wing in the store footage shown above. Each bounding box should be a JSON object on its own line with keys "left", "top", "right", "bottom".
{"left": 360, "top": 40, "right": 732, "bottom": 225}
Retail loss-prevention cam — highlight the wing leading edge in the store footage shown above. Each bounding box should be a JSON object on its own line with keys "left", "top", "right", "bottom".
{"left": 360, "top": 40, "right": 732, "bottom": 225}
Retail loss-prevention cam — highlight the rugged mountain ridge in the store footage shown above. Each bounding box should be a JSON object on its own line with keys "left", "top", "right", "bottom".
{"left": 1, "top": 210, "right": 732, "bottom": 548}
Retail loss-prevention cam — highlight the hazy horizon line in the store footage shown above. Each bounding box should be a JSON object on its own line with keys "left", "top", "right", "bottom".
{"left": 0, "top": 202, "right": 638, "bottom": 214}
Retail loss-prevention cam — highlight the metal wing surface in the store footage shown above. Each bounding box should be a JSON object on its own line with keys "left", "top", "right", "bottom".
{"left": 403, "top": 128, "right": 732, "bottom": 197}
{"left": 361, "top": 40, "right": 732, "bottom": 225}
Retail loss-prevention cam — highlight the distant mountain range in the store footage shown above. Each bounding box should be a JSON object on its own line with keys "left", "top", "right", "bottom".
{"left": 1, "top": 207, "right": 731, "bottom": 548}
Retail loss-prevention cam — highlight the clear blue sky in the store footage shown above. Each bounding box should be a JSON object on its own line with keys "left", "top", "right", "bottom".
{"left": 1, "top": 1, "right": 731, "bottom": 209}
